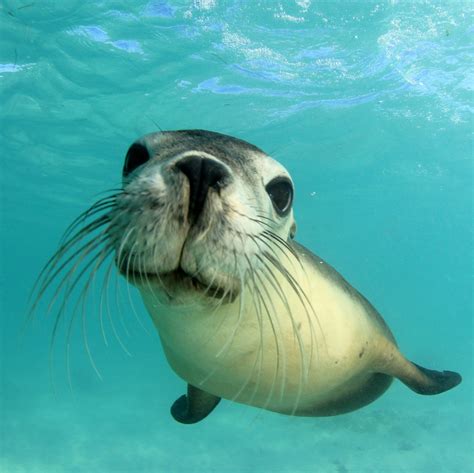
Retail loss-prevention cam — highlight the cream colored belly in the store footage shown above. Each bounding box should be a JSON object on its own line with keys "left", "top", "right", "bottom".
{"left": 141, "top": 265, "right": 385, "bottom": 414}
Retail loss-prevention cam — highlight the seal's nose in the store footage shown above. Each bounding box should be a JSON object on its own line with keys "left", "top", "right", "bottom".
{"left": 175, "top": 155, "right": 229, "bottom": 223}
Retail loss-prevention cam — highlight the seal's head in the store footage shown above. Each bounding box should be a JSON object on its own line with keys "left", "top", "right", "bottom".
{"left": 110, "top": 130, "right": 296, "bottom": 304}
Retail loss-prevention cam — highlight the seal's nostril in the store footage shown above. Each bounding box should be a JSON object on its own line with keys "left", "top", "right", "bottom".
{"left": 175, "top": 155, "right": 201, "bottom": 185}
{"left": 175, "top": 155, "right": 229, "bottom": 223}
{"left": 176, "top": 156, "right": 227, "bottom": 189}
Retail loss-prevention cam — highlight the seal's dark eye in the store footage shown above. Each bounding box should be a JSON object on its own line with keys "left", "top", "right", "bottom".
{"left": 266, "top": 177, "right": 293, "bottom": 216}
{"left": 123, "top": 143, "right": 150, "bottom": 177}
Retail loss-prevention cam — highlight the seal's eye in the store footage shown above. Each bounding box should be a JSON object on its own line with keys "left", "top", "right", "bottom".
{"left": 123, "top": 143, "right": 150, "bottom": 177}
{"left": 266, "top": 177, "right": 293, "bottom": 216}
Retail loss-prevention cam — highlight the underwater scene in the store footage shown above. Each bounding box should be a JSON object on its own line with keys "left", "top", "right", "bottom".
{"left": 1, "top": 1, "right": 473, "bottom": 472}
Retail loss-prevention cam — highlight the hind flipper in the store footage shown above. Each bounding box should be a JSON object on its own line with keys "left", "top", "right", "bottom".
{"left": 386, "top": 355, "right": 462, "bottom": 395}
{"left": 398, "top": 362, "right": 462, "bottom": 395}
{"left": 171, "top": 384, "right": 221, "bottom": 424}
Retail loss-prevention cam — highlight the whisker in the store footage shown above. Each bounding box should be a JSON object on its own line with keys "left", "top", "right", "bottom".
{"left": 60, "top": 198, "right": 117, "bottom": 244}
{"left": 49, "top": 242, "right": 114, "bottom": 350}
{"left": 73, "top": 245, "right": 115, "bottom": 381}
{"left": 30, "top": 215, "right": 111, "bottom": 311}
{"left": 115, "top": 225, "right": 135, "bottom": 271}
{"left": 114, "top": 260, "right": 134, "bottom": 349}
{"left": 229, "top": 270, "right": 265, "bottom": 405}
{"left": 261, "top": 230, "right": 302, "bottom": 267}
{"left": 242, "top": 253, "right": 281, "bottom": 409}
{"left": 44, "top": 234, "right": 111, "bottom": 317}
{"left": 100, "top": 253, "right": 132, "bottom": 355}
{"left": 120, "top": 235, "right": 148, "bottom": 332}
{"left": 256, "top": 258, "right": 307, "bottom": 409}
{"left": 134, "top": 246, "right": 154, "bottom": 332}
{"left": 49, "top": 243, "right": 114, "bottom": 392}
{"left": 98, "top": 258, "right": 113, "bottom": 347}
{"left": 110, "top": 224, "right": 145, "bottom": 333}
{"left": 125, "top": 241, "right": 150, "bottom": 330}
{"left": 33, "top": 230, "right": 110, "bottom": 314}
{"left": 262, "top": 250, "right": 324, "bottom": 388}
{"left": 198, "top": 251, "right": 249, "bottom": 391}
{"left": 213, "top": 250, "right": 244, "bottom": 357}
{"left": 254, "top": 232, "right": 316, "bottom": 375}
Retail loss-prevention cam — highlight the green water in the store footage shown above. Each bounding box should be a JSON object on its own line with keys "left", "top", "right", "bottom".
{"left": 1, "top": 1, "right": 472, "bottom": 472}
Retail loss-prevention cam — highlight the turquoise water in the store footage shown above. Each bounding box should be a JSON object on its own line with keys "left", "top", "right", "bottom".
{"left": 1, "top": 1, "right": 473, "bottom": 472}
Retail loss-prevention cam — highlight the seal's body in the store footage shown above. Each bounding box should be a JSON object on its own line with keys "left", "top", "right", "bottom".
{"left": 141, "top": 243, "right": 396, "bottom": 418}
{"left": 35, "top": 130, "right": 461, "bottom": 423}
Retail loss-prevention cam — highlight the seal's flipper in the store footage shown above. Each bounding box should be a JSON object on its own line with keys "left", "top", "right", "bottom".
{"left": 399, "top": 363, "right": 462, "bottom": 395}
{"left": 171, "top": 384, "right": 221, "bottom": 424}
{"left": 391, "top": 359, "right": 462, "bottom": 395}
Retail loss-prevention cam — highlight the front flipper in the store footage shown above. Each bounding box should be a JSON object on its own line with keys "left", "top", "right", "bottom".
{"left": 388, "top": 356, "right": 462, "bottom": 395}
{"left": 171, "top": 384, "right": 221, "bottom": 424}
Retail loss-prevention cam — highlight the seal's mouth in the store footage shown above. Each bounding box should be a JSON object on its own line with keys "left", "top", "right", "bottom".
{"left": 119, "top": 264, "right": 235, "bottom": 301}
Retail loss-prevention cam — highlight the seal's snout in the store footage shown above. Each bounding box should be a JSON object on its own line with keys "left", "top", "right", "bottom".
{"left": 175, "top": 155, "right": 230, "bottom": 223}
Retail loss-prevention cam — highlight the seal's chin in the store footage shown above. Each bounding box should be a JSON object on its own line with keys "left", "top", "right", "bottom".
{"left": 119, "top": 265, "right": 239, "bottom": 303}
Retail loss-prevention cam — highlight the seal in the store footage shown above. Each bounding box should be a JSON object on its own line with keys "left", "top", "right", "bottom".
{"left": 33, "top": 129, "right": 462, "bottom": 424}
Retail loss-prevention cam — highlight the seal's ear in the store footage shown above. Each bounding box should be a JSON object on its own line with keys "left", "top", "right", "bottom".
{"left": 290, "top": 221, "right": 297, "bottom": 239}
